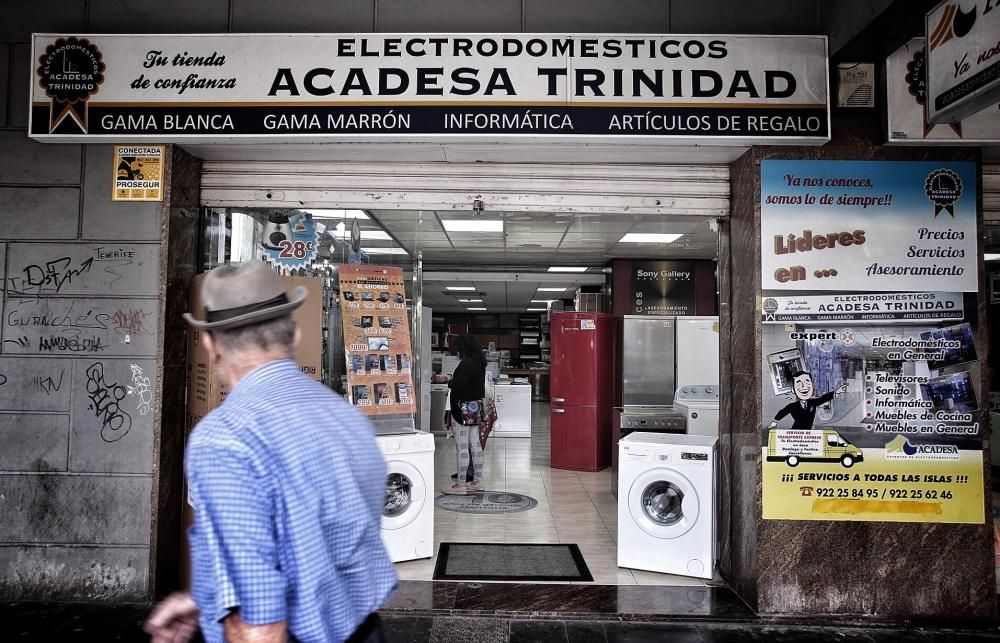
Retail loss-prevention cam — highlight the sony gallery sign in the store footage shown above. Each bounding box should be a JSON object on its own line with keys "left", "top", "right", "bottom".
{"left": 29, "top": 33, "right": 829, "bottom": 145}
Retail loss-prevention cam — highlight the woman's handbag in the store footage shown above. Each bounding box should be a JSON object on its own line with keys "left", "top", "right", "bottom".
{"left": 479, "top": 396, "right": 498, "bottom": 449}
{"left": 457, "top": 399, "right": 482, "bottom": 426}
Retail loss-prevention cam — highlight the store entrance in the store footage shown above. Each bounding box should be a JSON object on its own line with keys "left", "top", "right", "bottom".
{"left": 198, "top": 203, "right": 722, "bottom": 587}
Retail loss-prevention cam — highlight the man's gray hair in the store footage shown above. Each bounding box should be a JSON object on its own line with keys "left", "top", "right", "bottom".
{"left": 211, "top": 314, "right": 296, "bottom": 353}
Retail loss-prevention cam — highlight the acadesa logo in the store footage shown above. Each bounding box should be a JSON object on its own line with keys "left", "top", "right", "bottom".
{"left": 929, "top": 2, "right": 978, "bottom": 52}
{"left": 885, "top": 435, "right": 959, "bottom": 460}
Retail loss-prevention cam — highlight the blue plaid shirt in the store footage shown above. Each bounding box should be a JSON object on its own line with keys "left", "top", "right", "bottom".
{"left": 186, "top": 359, "right": 397, "bottom": 643}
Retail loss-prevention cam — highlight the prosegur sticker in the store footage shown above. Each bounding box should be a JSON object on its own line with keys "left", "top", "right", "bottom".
{"left": 113, "top": 145, "right": 163, "bottom": 201}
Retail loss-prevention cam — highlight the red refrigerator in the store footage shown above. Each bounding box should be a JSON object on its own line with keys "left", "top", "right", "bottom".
{"left": 550, "top": 312, "right": 614, "bottom": 471}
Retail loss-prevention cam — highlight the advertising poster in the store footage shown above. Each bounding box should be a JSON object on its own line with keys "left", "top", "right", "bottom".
{"left": 259, "top": 211, "right": 319, "bottom": 272}
{"left": 630, "top": 260, "right": 696, "bottom": 316}
{"left": 338, "top": 265, "right": 415, "bottom": 417}
{"left": 759, "top": 160, "right": 983, "bottom": 524}
{"left": 112, "top": 144, "right": 163, "bottom": 201}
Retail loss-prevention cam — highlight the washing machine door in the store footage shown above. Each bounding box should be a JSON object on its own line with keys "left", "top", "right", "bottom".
{"left": 382, "top": 460, "right": 426, "bottom": 531}
{"left": 627, "top": 467, "right": 700, "bottom": 540}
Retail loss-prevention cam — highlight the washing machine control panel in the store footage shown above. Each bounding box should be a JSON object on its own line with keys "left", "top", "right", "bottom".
{"left": 674, "top": 385, "right": 720, "bottom": 404}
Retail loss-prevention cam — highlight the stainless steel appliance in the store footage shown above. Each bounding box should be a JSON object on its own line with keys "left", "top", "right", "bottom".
{"left": 611, "top": 406, "right": 686, "bottom": 498}
{"left": 621, "top": 315, "right": 676, "bottom": 407}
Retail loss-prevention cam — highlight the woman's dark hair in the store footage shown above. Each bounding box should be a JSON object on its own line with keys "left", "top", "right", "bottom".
{"left": 456, "top": 333, "right": 486, "bottom": 367}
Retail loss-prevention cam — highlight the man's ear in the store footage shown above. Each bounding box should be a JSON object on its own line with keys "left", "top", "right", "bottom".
{"left": 202, "top": 331, "right": 219, "bottom": 361}
{"left": 292, "top": 323, "right": 302, "bottom": 350}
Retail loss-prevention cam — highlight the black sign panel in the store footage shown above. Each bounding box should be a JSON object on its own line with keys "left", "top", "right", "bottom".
{"left": 630, "top": 260, "right": 697, "bottom": 316}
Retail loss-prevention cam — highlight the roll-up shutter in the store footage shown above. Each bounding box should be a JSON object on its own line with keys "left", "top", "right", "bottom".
{"left": 200, "top": 161, "right": 729, "bottom": 217}
{"left": 986, "top": 164, "right": 1000, "bottom": 223}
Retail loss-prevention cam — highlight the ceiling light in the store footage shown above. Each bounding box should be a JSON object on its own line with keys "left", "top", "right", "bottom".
{"left": 530, "top": 300, "right": 553, "bottom": 304}
{"left": 537, "top": 287, "right": 567, "bottom": 292}
{"left": 330, "top": 229, "right": 391, "bottom": 240}
{"left": 986, "top": 254, "right": 1000, "bottom": 261}
{"left": 468, "top": 307, "right": 487, "bottom": 311}
{"left": 303, "top": 209, "right": 369, "bottom": 219}
{"left": 446, "top": 286, "right": 477, "bottom": 291}
{"left": 526, "top": 308, "right": 547, "bottom": 312}
{"left": 547, "top": 267, "right": 588, "bottom": 272}
{"left": 458, "top": 299, "right": 483, "bottom": 303}
{"left": 442, "top": 219, "right": 504, "bottom": 232}
{"left": 363, "top": 247, "right": 408, "bottom": 255}
{"left": 619, "top": 233, "right": 683, "bottom": 243}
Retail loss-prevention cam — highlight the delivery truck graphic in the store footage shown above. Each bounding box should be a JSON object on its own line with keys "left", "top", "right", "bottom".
{"left": 767, "top": 428, "right": 863, "bottom": 468}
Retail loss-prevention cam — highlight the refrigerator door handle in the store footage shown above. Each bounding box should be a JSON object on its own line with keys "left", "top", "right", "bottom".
{"left": 552, "top": 397, "right": 566, "bottom": 403}
{"left": 552, "top": 408, "right": 566, "bottom": 413}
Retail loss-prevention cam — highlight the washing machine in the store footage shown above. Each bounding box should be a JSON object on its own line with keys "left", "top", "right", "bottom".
{"left": 674, "top": 385, "right": 720, "bottom": 437}
{"left": 376, "top": 431, "right": 435, "bottom": 563}
{"left": 617, "top": 432, "right": 717, "bottom": 579}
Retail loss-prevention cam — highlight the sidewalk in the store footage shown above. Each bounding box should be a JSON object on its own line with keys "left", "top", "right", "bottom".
{"left": 5, "top": 581, "right": 1000, "bottom": 642}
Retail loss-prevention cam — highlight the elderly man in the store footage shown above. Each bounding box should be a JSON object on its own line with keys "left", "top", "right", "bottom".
{"left": 145, "top": 261, "right": 396, "bottom": 643}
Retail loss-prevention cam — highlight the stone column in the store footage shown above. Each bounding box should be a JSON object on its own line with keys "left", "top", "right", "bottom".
{"left": 719, "top": 112, "right": 995, "bottom": 618}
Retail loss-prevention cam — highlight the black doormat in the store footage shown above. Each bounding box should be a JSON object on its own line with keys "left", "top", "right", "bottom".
{"left": 432, "top": 543, "right": 593, "bottom": 582}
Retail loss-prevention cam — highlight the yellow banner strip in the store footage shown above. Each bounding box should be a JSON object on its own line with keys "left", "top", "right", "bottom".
{"left": 812, "top": 499, "right": 943, "bottom": 515}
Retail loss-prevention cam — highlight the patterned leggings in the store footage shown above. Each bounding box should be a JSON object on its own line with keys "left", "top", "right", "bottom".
{"left": 454, "top": 423, "right": 484, "bottom": 484}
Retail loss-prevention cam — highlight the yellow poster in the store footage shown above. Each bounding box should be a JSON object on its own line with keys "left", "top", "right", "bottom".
{"left": 338, "top": 265, "right": 416, "bottom": 417}
{"left": 760, "top": 160, "right": 985, "bottom": 524}
{"left": 112, "top": 145, "right": 163, "bottom": 201}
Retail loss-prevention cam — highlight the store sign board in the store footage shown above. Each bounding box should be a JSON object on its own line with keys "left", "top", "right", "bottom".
{"left": 29, "top": 33, "right": 829, "bottom": 145}
{"left": 925, "top": 0, "right": 1000, "bottom": 124}
{"left": 886, "top": 38, "right": 1000, "bottom": 144}
{"left": 629, "top": 259, "right": 697, "bottom": 316}
{"left": 760, "top": 160, "right": 978, "bottom": 293}
{"left": 338, "top": 265, "right": 416, "bottom": 417}
{"left": 112, "top": 145, "right": 163, "bottom": 201}
{"left": 759, "top": 160, "right": 983, "bottom": 524}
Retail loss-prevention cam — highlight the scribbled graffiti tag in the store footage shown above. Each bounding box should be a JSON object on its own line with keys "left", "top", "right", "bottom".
{"left": 8, "top": 257, "right": 94, "bottom": 295}
{"left": 111, "top": 309, "right": 153, "bottom": 336}
{"left": 85, "top": 362, "right": 132, "bottom": 442}
{"left": 127, "top": 363, "right": 154, "bottom": 416}
{"left": 34, "top": 371, "right": 65, "bottom": 395}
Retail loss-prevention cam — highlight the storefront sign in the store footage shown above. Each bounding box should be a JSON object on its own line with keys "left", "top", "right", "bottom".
{"left": 29, "top": 34, "right": 829, "bottom": 145}
{"left": 630, "top": 260, "right": 697, "bottom": 315}
{"left": 761, "top": 292, "right": 964, "bottom": 324}
{"left": 925, "top": 0, "right": 1000, "bottom": 123}
{"left": 886, "top": 38, "right": 1000, "bottom": 144}
{"left": 760, "top": 160, "right": 982, "bottom": 524}
{"left": 112, "top": 144, "right": 163, "bottom": 200}
{"left": 338, "top": 265, "right": 416, "bottom": 417}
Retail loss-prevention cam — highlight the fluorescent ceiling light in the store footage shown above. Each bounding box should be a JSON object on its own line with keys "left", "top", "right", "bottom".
{"left": 363, "top": 247, "right": 408, "bottom": 255}
{"left": 458, "top": 299, "right": 483, "bottom": 303}
{"left": 331, "top": 230, "right": 391, "bottom": 240}
{"left": 303, "top": 209, "right": 369, "bottom": 219}
{"left": 537, "top": 287, "right": 567, "bottom": 292}
{"left": 526, "top": 308, "right": 547, "bottom": 312}
{"left": 547, "top": 266, "right": 588, "bottom": 272}
{"left": 619, "top": 233, "right": 683, "bottom": 243}
{"left": 442, "top": 219, "right": 504, "bottom": 232}
{"left": 468, "top": 307, "right": 487, "bottom": 311}
{"left": 986, "top": 254, "right": 1000, "bottom": 261}
{"left": 446, "top": 286, "right": 477, "bottom": 291}
{"left": 530, "top": 300, "right": 553, "bottom": 304}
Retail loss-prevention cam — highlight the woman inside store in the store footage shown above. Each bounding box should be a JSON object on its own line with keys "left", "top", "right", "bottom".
{"left": 443, "top": 333, "right": 487, "bottom": 495}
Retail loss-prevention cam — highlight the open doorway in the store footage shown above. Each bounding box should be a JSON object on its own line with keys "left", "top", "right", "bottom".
{"left": 196, "top": 205, "right": 722, "bottom": 586}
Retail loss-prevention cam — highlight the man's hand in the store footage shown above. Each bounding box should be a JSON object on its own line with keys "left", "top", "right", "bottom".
{"left": 144, "top": 592, "right": 199, "bottom": 643}
{"left": 767, "top": 421, "right": 777, "bottom": 430}
{"left": 835, "top": 382, "right": 849, "bottom": 395}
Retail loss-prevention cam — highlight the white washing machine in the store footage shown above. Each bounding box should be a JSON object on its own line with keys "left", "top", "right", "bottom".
{"left": 617, "top": 432, "right": 717, "bottom": 579}
{"left": 376, "top": 431, "right": 435, "bottom": 563}
{"left": 674, "top": 385, "right": 720, "bottom": 437}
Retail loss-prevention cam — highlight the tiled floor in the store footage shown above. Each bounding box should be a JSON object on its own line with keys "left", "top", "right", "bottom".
{"left": 394, "top": 402, "right": 716, "bottom": 587}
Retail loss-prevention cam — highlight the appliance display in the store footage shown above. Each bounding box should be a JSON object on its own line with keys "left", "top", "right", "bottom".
{"left": 611, "top": 406, "right": 686, "bottom": 498}
{"left": 621, "top": 315, "right": 676, "bottom": 407}
{"left": 674, "top": 385, "right": 720, "bottom": 437}
{"left": 491, "top": 383, "right": 532, "bottom": 438}
{"left": 674, "top": 316, "right": 720, "bottom": 390}
{"left": 430, "top": 383, "right": 450, "bottom": 433}
{"left": 375, "top": 431, "right": 435, "bottom": 563}
{"left": 550, "top": 311, "right": 614, "bottom": 471}
{"left": 618, "top": 432, "right": 717, "bottom": 579}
